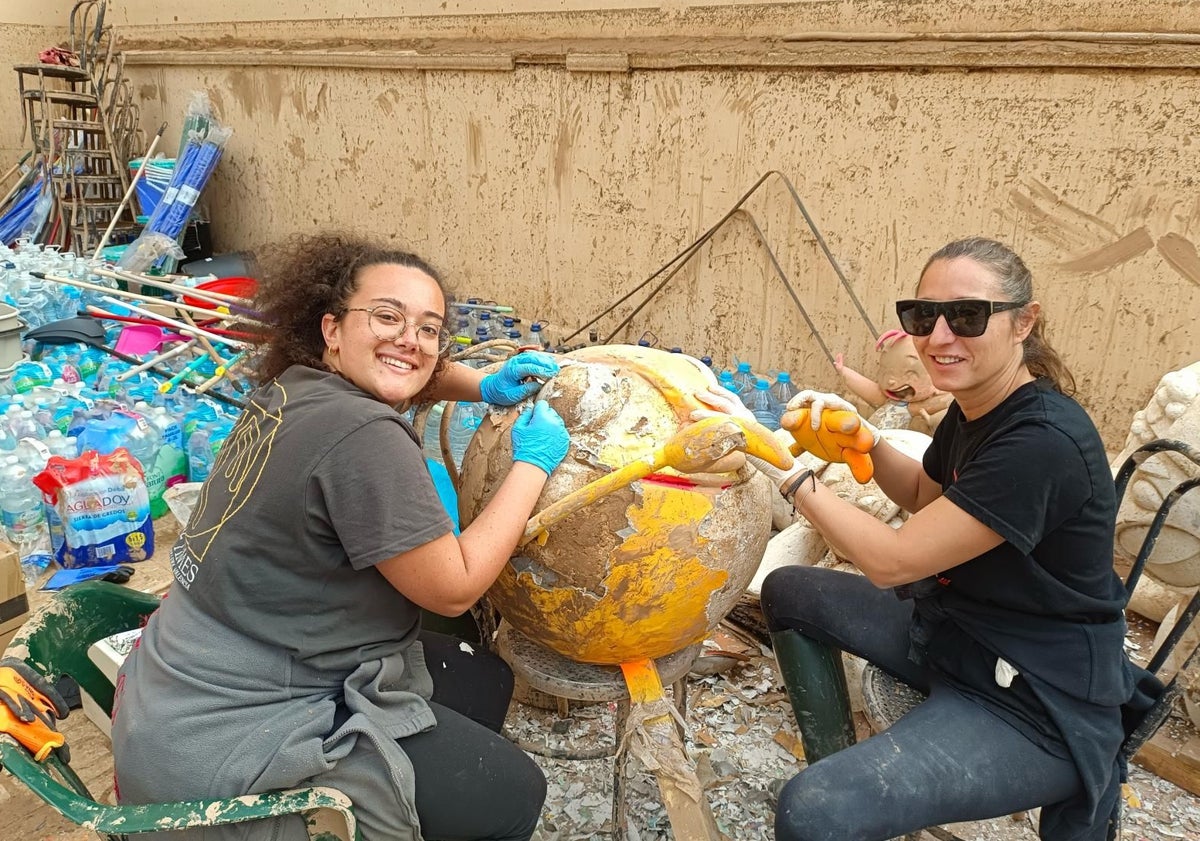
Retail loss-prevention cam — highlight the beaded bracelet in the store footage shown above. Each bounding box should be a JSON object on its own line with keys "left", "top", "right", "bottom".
{"left": 780, "top": 469, "right": 816, "bottom": 505}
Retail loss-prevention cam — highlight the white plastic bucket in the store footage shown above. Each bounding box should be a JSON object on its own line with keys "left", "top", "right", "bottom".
{"left": 0, "top": 303, "right": 24, "bottom": 370}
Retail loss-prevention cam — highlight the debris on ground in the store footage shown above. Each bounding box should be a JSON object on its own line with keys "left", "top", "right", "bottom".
{"left": 511, "top": 640, "right": 1200, "bottom": 841}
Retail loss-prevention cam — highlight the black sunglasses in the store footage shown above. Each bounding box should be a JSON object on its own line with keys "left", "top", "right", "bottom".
{"left": 895, "top": 299, "right": 1027, "bottom": 338}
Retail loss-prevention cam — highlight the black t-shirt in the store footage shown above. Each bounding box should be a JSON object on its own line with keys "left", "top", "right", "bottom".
{"left": 915, "top": 379, "right": 1134, "bottom": 836}
{"left": 923, "top": 378, "right": 1124, "bottom": 619}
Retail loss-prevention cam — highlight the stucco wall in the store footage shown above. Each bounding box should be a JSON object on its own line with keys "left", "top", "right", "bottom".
{"left": 9, "top": 1, "right": 1200, "bottom": 446}
{"left": 1, "top": 0, "right": 72, "bottom": 161}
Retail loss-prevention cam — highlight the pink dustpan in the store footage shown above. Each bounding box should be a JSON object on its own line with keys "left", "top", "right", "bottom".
{"left": 114, "top": 325, "right": 186, "bottom": 355}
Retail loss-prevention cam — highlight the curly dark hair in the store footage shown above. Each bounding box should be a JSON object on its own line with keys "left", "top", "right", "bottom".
{"left": 246, "top": 232, "right": 453, "bottom": 402}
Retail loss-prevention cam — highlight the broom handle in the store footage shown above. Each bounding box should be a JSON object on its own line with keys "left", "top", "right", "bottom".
{"left": 93, "top": 267, "right": 250, "bottom": 308}
{"left": 114, "top": 338, "right": 199, "bottom": 382}
{"left": 35, "top": 270, "right": 249, "bottom": 322}
{"left": 92, "top": 122, "right": 168, "bottom": 259}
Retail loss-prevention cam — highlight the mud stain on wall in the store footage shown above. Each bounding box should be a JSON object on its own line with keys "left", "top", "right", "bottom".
{"left": 552, "top": 106, "right": 581, "bottom": 192}
{"left": 226, "top": 71, "right": 287, "bottom": 121}
{"left": 1058, "top": 226, "right": 1154, "bottom": 272}
{"left": 285, "top": 134, "right": 306, "bottom": 161}
{"left": 1157, "top": 233, "right": 1200, "bottom": 288}
{"left": 376, "top": 88, "right": 399, "bottom": 116}
{"left": 290, "top": 79, "right": 330, "bottom": 122}
{"left": 1007, "top": 179, "right": 1122, "bottom": 254}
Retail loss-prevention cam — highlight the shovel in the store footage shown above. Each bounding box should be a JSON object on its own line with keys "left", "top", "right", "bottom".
{"left": 114, "top": 324, "right": 185, "bottom": 355}
{"left": 24, "top": 317, "right": 246, "bottom": 409}
{"left": 24, "top": 316, "right": 109, "bottom": 347}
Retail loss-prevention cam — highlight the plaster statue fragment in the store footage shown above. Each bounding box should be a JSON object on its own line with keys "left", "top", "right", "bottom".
{"left": 836, "top": 330, "right": 953, "bottom": 435}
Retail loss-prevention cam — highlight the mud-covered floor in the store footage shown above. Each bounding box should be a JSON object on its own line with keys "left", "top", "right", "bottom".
{"left": 6, "top": 646, "right": 1199, "bottom": 841}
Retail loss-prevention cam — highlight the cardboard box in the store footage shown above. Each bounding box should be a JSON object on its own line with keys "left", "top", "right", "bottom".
{"left": 0, "top": 540, "right": 30, "bottom": 655}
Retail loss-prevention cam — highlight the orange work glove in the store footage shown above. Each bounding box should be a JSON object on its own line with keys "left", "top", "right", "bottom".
{"left": 0, "top": 658, "right": 69, "bottom": 762}
{"left": 781, "top": 407, "right": 876, "bottom": 484}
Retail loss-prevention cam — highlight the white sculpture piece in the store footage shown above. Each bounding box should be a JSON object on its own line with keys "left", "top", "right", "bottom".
{"left": 1112, "top": 362, "right": 1200, "bottom": 616}
{"left": 1110, "top": 361, "right": 1200, "bottom": 728}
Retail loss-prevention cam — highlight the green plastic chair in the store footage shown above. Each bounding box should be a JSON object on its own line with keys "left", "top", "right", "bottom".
{"left": 1, "top": 580, "right": 360, "bottom": 840}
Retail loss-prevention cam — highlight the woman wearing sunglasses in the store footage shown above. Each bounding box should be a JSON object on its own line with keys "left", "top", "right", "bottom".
{"left": 728, "top": 237, "right": 1137, "bottom": 840}
{"left": 112, "top": 233, "right": 571, "bottom": 841}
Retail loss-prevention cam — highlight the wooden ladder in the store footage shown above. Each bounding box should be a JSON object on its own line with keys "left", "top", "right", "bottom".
{"left": 12, "top": 4, "right": 141, "bottom": 253}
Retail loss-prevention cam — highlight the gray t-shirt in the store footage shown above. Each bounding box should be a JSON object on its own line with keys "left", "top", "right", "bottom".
{"left": 170, "top": 364, "right": 454, "bottom": 669}
{"left": 113, "top": 367, "right": 452, "bottom": 837}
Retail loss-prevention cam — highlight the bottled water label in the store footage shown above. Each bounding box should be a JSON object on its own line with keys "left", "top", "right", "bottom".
{"left": 2, "top": 504, "right": 45, "bottom": 537}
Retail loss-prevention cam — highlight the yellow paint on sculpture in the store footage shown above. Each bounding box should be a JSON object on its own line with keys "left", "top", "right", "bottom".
{"left": 496, "top": 482, "right": 729, "bottom": 663}
{"left": 460, "top": 345, "right": 775, "bottom": 666}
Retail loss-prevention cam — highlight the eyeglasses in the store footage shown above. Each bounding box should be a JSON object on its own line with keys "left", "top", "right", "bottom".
{"left": 895, "top": 299, "right": 1027, "bottom": 338}
{"left": 343, "top": 305, "right": 453, "bottom": 355}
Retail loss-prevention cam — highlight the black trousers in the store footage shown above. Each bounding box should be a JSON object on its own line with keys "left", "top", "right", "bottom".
{"left": 761, "top": 566, "right": 1083, "bottom": 841}
{"left": 401, "top": 630, "right": 546, "bottom": 841}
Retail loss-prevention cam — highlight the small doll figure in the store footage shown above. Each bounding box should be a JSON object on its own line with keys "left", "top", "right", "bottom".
{"left": 835, "top": 329, "right": 953, "bottom": 435}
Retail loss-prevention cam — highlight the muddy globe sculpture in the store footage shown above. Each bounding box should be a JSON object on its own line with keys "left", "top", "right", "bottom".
{"left": 457, "top": 345, "right": 792, "bottom": 665}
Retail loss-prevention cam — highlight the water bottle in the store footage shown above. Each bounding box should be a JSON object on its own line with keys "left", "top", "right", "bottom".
{"left": 142, "top": 403, "right": 188, "bottom": 487}
{"left": 187, "top": 426, "right": 214, "bottom": 482}
{"left": 15, "top": 278, "right": 50, "bottom": 331}
{"left": 45, "top": 429, "right": 77, "bottom": 460}
{"left": 477, "top": 311, "right": 502, "bottom": 340}
{"left": 125, "top": 411, "right": 167, "bottom": 518}
{"left": 76, "top": 413, "right": 128, "bottom": 456}
{"left": 27, "top": 434, "right": 70, "bottom": 558}
{"left": 770, "top": 371, "right": 798, "bottom": 412}
{"left": 13, "top": 436, "right": 49, "bottom": 473}
{"left": 29, "top": 394, "right": 58, "bottom": 433}
{"left": 0, "top": 420, "right": 15, "bottom": 455}
{"left": 11, "top": 360, "right": 52, "bottom": 393}
{"left": 717, "top": 370, "right": 738, "bottom": 396}
{"left": 455, "top": 315, "right": 472, "bottom": 341}
{"left": 447, "top": 401, "right": 484, "bottom": 469}
{"left": 0, "top": 455, "right": 49, "bottom": 584}
{"left": 744, "top": 379, "right": 782, "bottom": 428}
{"left": 503, "top": 318, "right": 523, "bottom": 344}
{"left": 76, "top": 346, "right": 106, "bottom": 381}
{"left": 9, "top": 408, "right": 43, "bottom": 441}
{"left": 454, "top": 305, "right": 475, "bottom": 339}
{"left": 732, "top": 361, "right": 755, "bottom": 397}
{"left": 54, "top": 393, "right": 90, "bottom": 437}
{"left": 183, "top": 401, "right": 220, "bottom": 442}
{"left": 529, "top": 322, "right": 548, "bottom": 350}
{"left": 0, "top": 453, "right": 45, "bottom": 544}
{"left": 422, "top": 403, "right": 446, "bottom": 464}
{"left": 208, "top": 418, "right": 235, "bottom": 460}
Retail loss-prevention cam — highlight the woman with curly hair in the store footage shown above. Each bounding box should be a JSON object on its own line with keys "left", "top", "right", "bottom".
{"left": 111, "top": 233, "right": 569, "bottom": 841}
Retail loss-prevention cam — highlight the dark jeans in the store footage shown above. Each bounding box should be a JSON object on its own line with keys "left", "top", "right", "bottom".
{"left": 761, "top": 566, "right": 1082, "bottom": 841}
{"left": 401, "top": 631, "right": 546, "bottom": 841}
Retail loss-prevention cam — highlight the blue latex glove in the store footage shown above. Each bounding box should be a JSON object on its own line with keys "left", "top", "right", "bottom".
{"left": 511, "top": 400, "right": 570, "bottom": 476}
{"left": 480, "top": 352, "right": 560, "bottom": 406}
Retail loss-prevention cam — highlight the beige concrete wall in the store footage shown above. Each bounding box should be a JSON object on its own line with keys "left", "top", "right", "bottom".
{"left": 0, "top": 1, "right": 73, "bottom": 161}
{"left": 38, "top": 1, "right": 1200, "bottom": 445}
